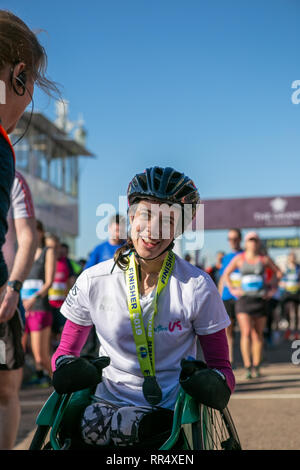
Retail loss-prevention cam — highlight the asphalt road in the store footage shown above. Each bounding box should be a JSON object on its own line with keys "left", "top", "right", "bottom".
{"left": 13, "top": 331, "right": 300, "bottom": 451}
{"left": 229, "top": 332, "right": 300, "bottom": 450}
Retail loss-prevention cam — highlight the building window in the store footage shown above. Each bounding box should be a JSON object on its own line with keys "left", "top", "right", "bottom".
{"left": 50, "top": 157, "right": 63, "bottom": 190}
{"left": 30, "top": 137, "right": 49, "bottom": 182}
{"left": 65, "top": 157, "right": 78, "bottom": 196}
{"left": 40, "top": 153, "right": 49, "bottom": 182}
{"left": 71, "top": 157, "right": 78, "bottom": 197}
{"left": 65, "top": 157, "right": 72, "bottom": 195}
{"left": 30, "top": 149, "right": 49, "bottom": 182}
{"left": 15, "top": 137, "right": 29, "bottom": 172}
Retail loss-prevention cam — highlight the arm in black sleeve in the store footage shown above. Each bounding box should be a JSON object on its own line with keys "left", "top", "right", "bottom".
{"left": 0, "top": 134, "right": 15, "bottom": 287}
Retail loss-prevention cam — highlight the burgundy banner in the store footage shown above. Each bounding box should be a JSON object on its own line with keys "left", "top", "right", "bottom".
{"left": 202, "top": 195, "right": 300, "bottom": 230}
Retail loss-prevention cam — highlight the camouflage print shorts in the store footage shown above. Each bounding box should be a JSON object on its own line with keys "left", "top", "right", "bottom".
{"left": 81, "top": 401, "right": 156, "bottom": 447}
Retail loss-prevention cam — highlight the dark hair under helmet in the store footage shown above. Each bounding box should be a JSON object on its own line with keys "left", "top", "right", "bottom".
{"left": 127, "top": 166, "right": 200, "bottom": 207}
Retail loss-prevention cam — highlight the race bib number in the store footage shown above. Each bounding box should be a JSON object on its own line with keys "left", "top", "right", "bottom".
{"left": 229, "top": 272, "right": 241, "bottom": 288}
{"left": 286, "top": 283, "right": 300, "bottom": 294}
{"left": 21, "top": 279, "right": 43, "bottom": 299}
{"left": 241, "top": 274, "right": 264, "bottom": 292}
{"left": 285, "top": 273, "right": 300, "bottom": 294}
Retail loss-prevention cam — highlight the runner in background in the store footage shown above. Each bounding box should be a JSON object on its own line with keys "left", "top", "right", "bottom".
{"left": 60, "top": 242, "right": 82, "bottom": 278}
{"left": 45, "top": 233, "right": 60, "bottom": 251}
{"left": 206, "top": 251, "right": 225, "bottom": 286}
{"left": 223, "top": 231, "right": 282, "bottom": 379}
{"left": 218, "top": 229, "right": 243, "bottom": 367}
{"left": 78, "top": 258, "right": 87, "bottom": 271}
{"left": 265, "top": 272, "right": 280, "bottom": 346}
{"left": 44, "top": 233, "right": 59, "bottom": 349}
{"left": 21, "top": 220, "right": 56, "bottom": 386}
{"left": 48, "top": 241, "right": 76, "bottom": 347}
{"left": 280, "top": 251, "right": 300, "bottom": 341}
{"left": 84, "top": 214, "right": 126, "bottom": 269}
{"left": 262, "top": 246, "right": 281, "bottom": 347}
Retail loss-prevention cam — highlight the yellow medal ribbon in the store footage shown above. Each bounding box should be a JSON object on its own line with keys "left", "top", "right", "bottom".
{"left": 125, "top": 250, "right": 175, "bottom": 404}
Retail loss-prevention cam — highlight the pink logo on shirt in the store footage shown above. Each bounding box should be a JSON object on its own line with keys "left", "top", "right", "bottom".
{"left": 169, "top": 321, "right": 182, "bottom": 332}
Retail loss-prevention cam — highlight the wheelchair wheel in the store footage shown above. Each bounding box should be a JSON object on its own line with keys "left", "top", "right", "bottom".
{"left": 199, "top": 405, "right": 241, "bottom": 450}
{"left": 182, "top": 405, "right": 241, "bottom": 450}
{"left": 29, "top": 425, "right": 51, "bottom": 450}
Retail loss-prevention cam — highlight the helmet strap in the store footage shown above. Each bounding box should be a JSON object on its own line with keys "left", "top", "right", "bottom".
{"left": 110, "top": 238, "right": 175, "bottom": 280}
{"left": 133, "top": 240, "right": 175, "bottom": 280}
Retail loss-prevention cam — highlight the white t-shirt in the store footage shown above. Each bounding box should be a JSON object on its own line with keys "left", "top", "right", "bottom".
{"left": 61, "top": 254, "right": 230, "bottom": 410}
{"left": 3, "top": 170, "right": 35, "bottom": 273}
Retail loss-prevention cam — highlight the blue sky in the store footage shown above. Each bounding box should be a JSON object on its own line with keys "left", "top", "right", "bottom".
{"left": 7, "top": 0, "right": 300, "bottom": 263}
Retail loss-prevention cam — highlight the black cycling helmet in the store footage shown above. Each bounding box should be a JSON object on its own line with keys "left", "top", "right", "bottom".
{"left": 127, "top": 166, "right": 200, "bottom": 208}
{"left": 110, "top": 167, "right": 200, "bottom": 272}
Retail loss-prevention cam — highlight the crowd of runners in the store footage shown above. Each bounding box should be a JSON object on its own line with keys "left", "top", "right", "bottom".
{"left": 0, "top": 9, "right": 299, "bottom": 451}
{"left": 203, "top": 230, "right": 299, "bottom": 378}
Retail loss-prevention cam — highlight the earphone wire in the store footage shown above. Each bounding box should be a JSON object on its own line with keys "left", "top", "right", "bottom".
{"left": 12, "top": 75, "right": 35, "bottom": 147}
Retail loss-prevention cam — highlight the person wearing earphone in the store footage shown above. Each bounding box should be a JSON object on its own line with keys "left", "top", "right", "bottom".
{"left": 0, "top": 10, "right": 58, "bottom": 449}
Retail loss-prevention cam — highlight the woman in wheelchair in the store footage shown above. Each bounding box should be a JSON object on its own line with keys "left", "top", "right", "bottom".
{"left": 51, "top": 167, "right": 235, "bottom": 448}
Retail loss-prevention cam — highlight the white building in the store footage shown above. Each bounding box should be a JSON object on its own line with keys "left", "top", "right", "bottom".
{"left": 11, "top": 106, "right": 94, "bottom": 257}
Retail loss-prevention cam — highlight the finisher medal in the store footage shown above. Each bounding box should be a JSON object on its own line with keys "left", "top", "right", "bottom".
{"left": 143, "top": 376, "right": 163, "bottom": 406}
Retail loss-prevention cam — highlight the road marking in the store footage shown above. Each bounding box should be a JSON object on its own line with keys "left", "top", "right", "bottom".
{"left": 232, "top": 393, "right": 300, "bottom": 399}
{"left": 260, "top": 375, "right": 300, "bottom": 381}
{"left": 236, "top": 374, "right": 300, "bottom": 382}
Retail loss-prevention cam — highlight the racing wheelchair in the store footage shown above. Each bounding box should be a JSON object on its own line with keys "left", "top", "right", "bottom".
{"left": 29, "top": 386, "right": 241, "bottom": 450}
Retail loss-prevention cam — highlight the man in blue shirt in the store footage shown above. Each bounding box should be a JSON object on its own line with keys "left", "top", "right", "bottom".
{"left": 218, "top": 228, "right": 243, "bottom": 367}
{"left": 85, "top": 214, "right": 126, "bottom": 269}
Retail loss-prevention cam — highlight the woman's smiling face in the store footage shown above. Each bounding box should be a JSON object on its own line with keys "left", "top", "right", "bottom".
{"left": 129, "top": 199, "right": 181, "bottom": 259}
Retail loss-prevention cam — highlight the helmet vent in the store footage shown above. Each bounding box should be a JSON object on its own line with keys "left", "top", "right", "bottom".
{"left": 138, "top": 175, "right": 148, "bottom": 191}
{"left": 153, "top": 177, "right": 161, "bottom": 191}
{"left": 166, "top": 172, "right": 183, "bottom": 193}
{"left": 176, "top": 187, "right": 191, "bottom": 201}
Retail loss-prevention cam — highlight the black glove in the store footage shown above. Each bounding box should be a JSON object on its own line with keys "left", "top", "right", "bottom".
{"left": 179, "top": 359, "right": 231, "bottom": 411}
{"left": 52, "top": 355, "right": 110, "bottom": 394}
